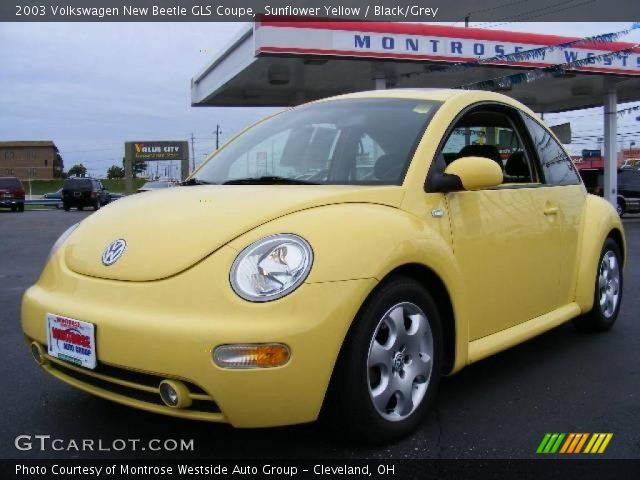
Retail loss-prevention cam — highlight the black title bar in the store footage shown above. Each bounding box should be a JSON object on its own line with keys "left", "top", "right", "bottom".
{"left": 2, "top": 0, "right": 639, "bottom": 22}
{"left": 3, "top": 459, "right": 640, "bottom": 480}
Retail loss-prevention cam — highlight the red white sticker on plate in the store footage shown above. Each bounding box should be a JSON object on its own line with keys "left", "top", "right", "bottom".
{"left": 46, "top": 313, "right": 97, "bottom": 369}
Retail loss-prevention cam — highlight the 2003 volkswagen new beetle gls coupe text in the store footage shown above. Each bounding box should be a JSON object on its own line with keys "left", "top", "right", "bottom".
{"left": 22, "top": 89, "right": 625, "bottom": 442}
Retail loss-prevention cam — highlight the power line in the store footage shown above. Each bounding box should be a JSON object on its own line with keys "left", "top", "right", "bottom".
{"left": 474, "top": 0, "right": 593, "bottom": 29}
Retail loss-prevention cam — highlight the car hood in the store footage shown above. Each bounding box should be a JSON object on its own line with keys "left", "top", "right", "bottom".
{"left": 64, "top": 185, "right": 404, "bottom": 281}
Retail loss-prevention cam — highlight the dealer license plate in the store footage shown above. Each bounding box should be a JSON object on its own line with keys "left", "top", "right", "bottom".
{"left": 46, "top": 313, "right": 97, "bottom": 369}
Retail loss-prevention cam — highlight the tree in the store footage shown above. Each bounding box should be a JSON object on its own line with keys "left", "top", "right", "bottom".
{"left": 107, "top": 165, "right": 125, "bottom": 179}
{"left": 53, "top": 153, "right": 64, "bottom": 178}
{"left": 68, "top": 163, "right": 87, "bottom": 177}
{"left": 122, "top": 157, "right": 147, "bottom": 178}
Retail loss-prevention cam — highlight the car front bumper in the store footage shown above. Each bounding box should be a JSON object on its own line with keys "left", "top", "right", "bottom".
{"left": 21, "top": 245, "right": 376, "bottom": 427}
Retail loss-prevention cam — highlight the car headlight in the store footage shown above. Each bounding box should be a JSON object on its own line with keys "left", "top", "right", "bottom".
{"left": 230, "top": 234, "right": 313, "bottom": 302}
{"left": 46, "top": 223, "right": 79, "bottom": 264}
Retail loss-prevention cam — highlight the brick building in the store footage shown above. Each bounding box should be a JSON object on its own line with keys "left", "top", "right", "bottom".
{"left": 0, "top": 141, "right": 63, "bottom": 180}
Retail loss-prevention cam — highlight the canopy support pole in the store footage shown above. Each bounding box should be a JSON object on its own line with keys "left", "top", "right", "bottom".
{"left": 603, "top": 82, "right": 618, "bottom": 208}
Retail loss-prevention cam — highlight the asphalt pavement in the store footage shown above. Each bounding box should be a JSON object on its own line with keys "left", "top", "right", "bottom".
{"left": 1, "top": 209, "right": 638, "bottom": 459}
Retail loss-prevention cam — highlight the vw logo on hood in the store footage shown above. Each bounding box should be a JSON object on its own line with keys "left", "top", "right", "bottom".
{"left": 102, "top": 239, "right": 127, "bottom": 266}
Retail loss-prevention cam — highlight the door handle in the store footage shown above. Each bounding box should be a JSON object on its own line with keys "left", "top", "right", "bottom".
{"left": 543, "top": 205, "right": 559, "bottom": 215}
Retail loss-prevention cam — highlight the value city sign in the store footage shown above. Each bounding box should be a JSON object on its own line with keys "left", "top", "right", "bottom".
{"left": 123, "top": 141, "right": 190, "bottom": 189}
{"left": 126, "top": 141, "right": 189, "bottom": 161}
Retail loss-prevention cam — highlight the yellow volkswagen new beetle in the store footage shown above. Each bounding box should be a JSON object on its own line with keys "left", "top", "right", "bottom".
{"left": 22, "top": 89, "right": 625, "bottom": 442}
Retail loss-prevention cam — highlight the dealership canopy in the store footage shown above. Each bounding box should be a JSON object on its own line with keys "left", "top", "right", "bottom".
{"left": 191, "top": 20, "right": 640, "bottom": 206}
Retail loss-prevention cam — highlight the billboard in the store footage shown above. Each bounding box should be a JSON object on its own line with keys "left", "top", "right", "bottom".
{"left": 125, "top": 141, "right": 188, "bottom": 161}
{"left": 124, "top": 140, "right": 190, "bottom": 191}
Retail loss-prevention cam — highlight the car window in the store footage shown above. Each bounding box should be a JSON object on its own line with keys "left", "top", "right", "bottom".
{"left": 63, "top": 179, "right": 92, "bottom": 190}
{"left": 622, "top": 170, "right": 640, "bottom": 191}
{"left": 521, "top": 114, "right": 580, "bottom": 186}
{"left": 436, "top": 108, "right": 540, "bottom": 186}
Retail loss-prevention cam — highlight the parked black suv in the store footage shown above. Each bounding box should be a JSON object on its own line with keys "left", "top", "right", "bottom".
{"left": 0, "top": 176, "right": 25, "bottom": 212}
{"left": 579, "top": 168, "right": 640, "bottom": 216}
{"left": 62, "top": 177, "right": 110, "bottom": 211}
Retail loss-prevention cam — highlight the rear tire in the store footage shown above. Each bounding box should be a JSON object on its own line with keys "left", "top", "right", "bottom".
{"left": 324, "top": 276, "right": 442, "bottom": 443}
{"left": 10, "top": 205, "right": 16, "bottom": 212}
{"left": 616, "top": 199, "right": 625, "bottom": 217}
{"left": 93, "top": 201, "right": 100, "bottom": 211}
{"left": 78, "top": 206, "right": 84, "bottom": 211}
{"left": 63, "top": 202, "right": 70, "bottom": 211}
{"left": 17, "top": 203, "right": 24, "bottom": 212}
{"left": 573, "top": 238, "right": 623, "bottom": 332}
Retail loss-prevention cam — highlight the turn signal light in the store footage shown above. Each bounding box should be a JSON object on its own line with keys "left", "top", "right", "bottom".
{"left": 213, "top": 344, "right": 290, "bottom": 369}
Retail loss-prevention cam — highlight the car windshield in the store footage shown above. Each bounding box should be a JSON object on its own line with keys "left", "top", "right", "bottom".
{"left": 142, "top": 181, "right": 171, "bottom": 188}
{"left": 191, "top": 98, "right": 441, "bottom": 186}
{"left": 0, "top": 178, "right": 21, "bottom": 189}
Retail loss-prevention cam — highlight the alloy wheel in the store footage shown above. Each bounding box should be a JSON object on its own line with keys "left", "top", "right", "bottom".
{"left": 598, "top": 251, "right": 620, "bottom": 318}
{"left": 367, "top": 302, "right": 434, "bottom": 422}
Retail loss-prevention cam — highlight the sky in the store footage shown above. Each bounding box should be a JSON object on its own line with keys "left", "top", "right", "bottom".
{"left": 1, "top": 21, "right": 639, "bottom": 177}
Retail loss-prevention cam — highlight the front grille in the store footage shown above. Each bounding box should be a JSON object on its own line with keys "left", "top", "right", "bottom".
{"left": 39, "top": 347, "right": 223, "bottom": 419}
{"left": 92, "top": 361, "right": 208, "bottom": 395}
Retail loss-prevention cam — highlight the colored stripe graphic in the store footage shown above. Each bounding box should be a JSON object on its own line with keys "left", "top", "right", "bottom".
{"left": 550, "top": 434, "right": 565, "bottom": 453}
{"left": 536, "top": 433, "right": 552, "bottom": 453}
{"left": 537, "top": 433, "right": 613, "bottom": 454}
{"left": 598, "top": 434, "right": 614, "bottom": 453}
{"left": 574, "top": 434, "right": 589, "bottom": 453}
{"left": 559, "top": 433, "right": 575, "bottom": 453}
{"left": 584, "top": 434, "right": 599, "bottom": 453}
{"left": 536, "top": 433, "right": 566, "bottom": 453}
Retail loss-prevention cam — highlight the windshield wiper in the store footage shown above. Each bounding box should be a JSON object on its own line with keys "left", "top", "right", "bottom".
{"left": 180, "top": 178, "right": 213, "bottom": 186}
{"left": 223, "top": 176, "right": 319, "bottom": 185}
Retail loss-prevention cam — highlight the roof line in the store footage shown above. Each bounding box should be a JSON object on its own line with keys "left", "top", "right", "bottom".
{"left": 192, "top": 23, "right": 253, "bottom": 84}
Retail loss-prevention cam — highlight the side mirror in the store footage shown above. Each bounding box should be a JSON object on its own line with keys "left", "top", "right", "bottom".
{"left": 433, "top": 156, "right": 503, "bottom": 192}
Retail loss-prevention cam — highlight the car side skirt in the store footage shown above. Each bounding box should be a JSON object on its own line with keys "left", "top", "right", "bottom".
{"left": 468, "top": 303, "right": 581, "bottom": 364}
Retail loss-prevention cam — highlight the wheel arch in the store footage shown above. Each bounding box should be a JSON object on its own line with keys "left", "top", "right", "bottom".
{"left": 382, "top": 264, "right": 457, "bottom": 375}
{"left": 607, "top": 227, "right": 625, "bottom": 268}
{"left": 575, "top": 195, "right": 626, "bottom": 312}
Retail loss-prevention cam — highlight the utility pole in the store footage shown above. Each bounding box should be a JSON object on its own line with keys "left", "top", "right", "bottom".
{"left": 190, "top": 133, "right": 196, "bottom": 173}
{"left": 214, "top": 124, "right": 222, "bottom": 150}
{"left": 464, "top": 14, "right": 470, "bottom": 27}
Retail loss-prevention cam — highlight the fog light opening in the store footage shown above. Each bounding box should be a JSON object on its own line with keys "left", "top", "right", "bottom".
{"left": 158, "top": 380, "right": 192, "bottom": 409}
{"left": 30, "top": 342, "right": 46, "bottom": 366}
{"left": 213, "top": 343, "right": 291, "bottom": 369}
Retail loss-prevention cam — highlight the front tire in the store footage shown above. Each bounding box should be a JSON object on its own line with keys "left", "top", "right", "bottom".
{"left": 573, "top": 238, "right": 623, "bottom": 332}
{"left": 324, "top": 276, "right": 442, "bottom": 443}
{"left": 93, "top": 201, "right": 100, "bottom": 211}
{"left": 617, "top": 199, "right": 625, "bottom": 217}
{"left": 17, "top": 203, "right": 24, "bottom": 212}
{"left": 63, "top": 202, "right": 70, "bottom": 211}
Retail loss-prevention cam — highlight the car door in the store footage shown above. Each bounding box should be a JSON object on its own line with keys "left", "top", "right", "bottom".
{"left": 519, "top": 113, "right": 585, "bottom": 308}
{"left": 439, "top": 104, "right": 579, "bottom": 340}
